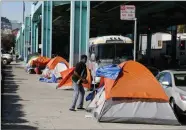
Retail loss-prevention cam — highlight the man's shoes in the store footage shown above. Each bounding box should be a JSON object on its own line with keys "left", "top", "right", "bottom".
{"left": 77, "top": 107, "right": 85, "bottom": 110}
{"left": 69, "top": 108, "right": 76, "bottom": 111}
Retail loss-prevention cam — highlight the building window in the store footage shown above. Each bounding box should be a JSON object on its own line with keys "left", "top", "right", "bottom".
{"left": 158, "top": 40, "right": 162, "bottom": 47}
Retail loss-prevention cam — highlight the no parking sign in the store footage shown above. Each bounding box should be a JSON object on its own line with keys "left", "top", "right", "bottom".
{"left": 120, "top": 5, "right": 136, "bottom": 20}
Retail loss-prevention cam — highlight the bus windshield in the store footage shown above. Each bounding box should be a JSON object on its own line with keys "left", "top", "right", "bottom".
{"left": 97, "top": 43, "right": 133, "bottom": 59}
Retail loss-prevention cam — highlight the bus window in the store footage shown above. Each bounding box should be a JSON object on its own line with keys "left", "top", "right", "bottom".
{"left": 98, "top": 44, "right": 115, "bottom": 59}
{"left": 115, "top": 44, "right": 133, "bottom": 59}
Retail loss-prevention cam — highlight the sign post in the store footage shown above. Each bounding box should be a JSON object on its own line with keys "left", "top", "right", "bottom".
{"left": 120, "top": 5, "right": 137, "bottom": 61}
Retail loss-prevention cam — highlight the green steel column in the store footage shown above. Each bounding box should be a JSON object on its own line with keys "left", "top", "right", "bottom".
{"left": 70, "top": 1, "right": 75, "bottom": 67}
{"left": 70, "top": 1, "right": 90, "bottom": 67}
{"left": 20, "top": 28, "right": 23, "bottom": 58}
{"left": 24, "top": 17, "right": 31, "bottom": 60}
{"left": 15, "top": 41, "right": 17, "bottom": 53}
{"left": 19, "top": 37, "right": 21, "bottom": 56}
{"left": 22, "top": 31, "right": 25, "bottom": 60}
{"left": 19, "top": 28, "right": 22, "bottom": 56}
{"left": 24, "top": 17, "right": 28, "bottom": 60}
{"left": 31, "top": 21, "right": 36, "bottom": 53}
{"left": 18, "top": 38, "right": 20, "bottom": 55}
{"left": 81, "top": 1, "right": 90, "bottom": 58}
{"left": 41, "top": 1, "right": 52, "bottom": 58}
{"left": 74, "top": 1, "right": 80, "bottom": 62}
{"left": 24, "top": 24, "right": 27, "bottom": 61}
{"left": 17, "top": 39, "right": 19, "bottom": 55}
{"left": 35, "top": 24, "right": 39, "bottom": 52}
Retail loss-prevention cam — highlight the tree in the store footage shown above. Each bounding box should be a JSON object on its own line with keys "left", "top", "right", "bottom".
{"left": 1, "top": 33, "right": 16, "bottom": 51}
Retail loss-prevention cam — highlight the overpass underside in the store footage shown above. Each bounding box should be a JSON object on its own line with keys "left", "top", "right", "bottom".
{"left": 16, "top": 1, "right": 186, "bottom": 66}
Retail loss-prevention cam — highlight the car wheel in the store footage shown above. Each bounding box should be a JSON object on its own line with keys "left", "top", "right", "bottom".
{"left": 170, "top": 98, "right": 176, "bottom": 110}
{"left": 2, "top": 59, "right": 8, "bottom": 65}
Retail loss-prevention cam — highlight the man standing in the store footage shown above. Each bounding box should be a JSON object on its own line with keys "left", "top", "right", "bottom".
{"left": 69, "top": 55, "right": 88, "bottom": 111}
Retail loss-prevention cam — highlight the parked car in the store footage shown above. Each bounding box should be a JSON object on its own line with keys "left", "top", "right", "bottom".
{"left": 1, "top": 50, "right": 13, "bottom": 65}
{"left": 156, "top": 70, "right": 186, "bottom": 116}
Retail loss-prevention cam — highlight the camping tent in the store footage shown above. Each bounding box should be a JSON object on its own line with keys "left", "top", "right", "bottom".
{"left": 25, "top": 56, "right": 40, "bottom": 73}
{"left": 42, "top": 56, "right": 69, "bottom": 78}
{"left": 86, "top": 61, "right": 179, "bottom": 125}
{"left": 57, "top": 67, "right": 92, "bottom": 90}
{"left": 26, "top": 53, "right": 40, "bottom": 63}
{"left": 26, "top": 56, "right": 50, "bottom": 74}
{"left": 53, "top": 62, "right": 68, "bottom": 78}
{"left": 47, "top": 56, "right": 69, "bottom": 70}
{"left": 32, "top": 56, "right": 51, "bottom": 68}
{"left": 27, "top": 56, "right": 39, "bottom": 66}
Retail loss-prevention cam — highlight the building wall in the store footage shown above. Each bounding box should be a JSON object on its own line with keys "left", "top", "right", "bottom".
{"left": 140, "top": 33, "right": 172, "bottom": 55}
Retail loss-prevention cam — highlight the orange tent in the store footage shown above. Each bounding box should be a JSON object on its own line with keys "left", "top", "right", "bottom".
{"left": 104, "top": 60, "right": 169, "bottom": 102}
{"left": 57, "top": 67, "right": 92, "bottom": 89}
{"left": 32, "top": 56, "right": 51, "bottom": 67}
{"left": 86, "top": 61, "right": 178, "bottom": 125}
{"left": 46, "top": 56, "right": 69, "bottom": 70}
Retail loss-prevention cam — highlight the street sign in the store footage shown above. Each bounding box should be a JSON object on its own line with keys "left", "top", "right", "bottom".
{"left": 120, "top": 5, "right": 135, "bottom": 20}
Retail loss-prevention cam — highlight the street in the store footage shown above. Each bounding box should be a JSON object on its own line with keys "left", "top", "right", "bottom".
{"left": 1, "top": 63, "right": 186, "bottom": 129}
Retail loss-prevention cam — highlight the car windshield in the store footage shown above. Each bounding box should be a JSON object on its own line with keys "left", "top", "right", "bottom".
{"left": 174, "top": 74, "right": 186, "bottom": 87}
{"left": 98, "top": 43, "right": 133, "bottom": 59}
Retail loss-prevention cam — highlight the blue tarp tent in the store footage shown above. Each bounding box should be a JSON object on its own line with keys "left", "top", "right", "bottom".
{"left": 96, "top": 64, "right": 122, "bottom": 80}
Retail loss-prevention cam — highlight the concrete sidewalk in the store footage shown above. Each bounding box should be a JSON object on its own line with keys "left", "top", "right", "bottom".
{"left": 2, "top": 63, "right": 186, "bottom": 129}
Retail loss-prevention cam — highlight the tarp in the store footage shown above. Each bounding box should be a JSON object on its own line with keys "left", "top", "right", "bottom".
{"left": 86, "top": 86, "right": 103, "bottom": 101}
{"left": 39, "top": 74, "right": 57, "bottom": 83}
{"left": 96, "top": 64, "right": 122, "bottom": 80}
{"left": 47, "top": 56, "right": 69, "bottom": 70}
{"left": 42, "top": 67, "right": 51, "bottom": 78}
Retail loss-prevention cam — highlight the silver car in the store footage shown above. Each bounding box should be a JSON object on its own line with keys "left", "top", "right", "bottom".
{"left": 156, "top": 70, "right": 186, "bottom": 116}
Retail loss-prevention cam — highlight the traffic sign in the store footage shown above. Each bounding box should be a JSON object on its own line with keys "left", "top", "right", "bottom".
{"left": 120, "top": 5, "right": 136, "bottom": 20}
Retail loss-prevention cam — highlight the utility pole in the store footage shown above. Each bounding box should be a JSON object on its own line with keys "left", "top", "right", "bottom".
{"left": 23, "top": 1, "right": 25, "bottom": 23}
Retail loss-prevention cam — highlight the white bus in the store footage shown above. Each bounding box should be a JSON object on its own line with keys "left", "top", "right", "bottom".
{"left": 88, "top": 35, "right": 133, "bottom": 86}
{"left": 89, "top": 35, "right": 133, "bottom": 66}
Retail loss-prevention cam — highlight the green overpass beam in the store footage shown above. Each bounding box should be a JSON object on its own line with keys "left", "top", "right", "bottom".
{"left": 53, "top": 1, "right": 70, "bottom": 6}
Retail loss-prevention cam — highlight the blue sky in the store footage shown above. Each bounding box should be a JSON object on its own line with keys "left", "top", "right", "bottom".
{"left": 1, "top": 1, "right": 32, "bottom": 23}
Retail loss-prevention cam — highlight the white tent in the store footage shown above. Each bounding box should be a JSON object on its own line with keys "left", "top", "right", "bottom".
{"left": 86, "top": 87, "right": 180, "bottom": 125}
{"left": 53, "top": 62, "right": 68, "bottom": 78}
{"left": 42, "top": 62, "right": 67, "bottom": 78}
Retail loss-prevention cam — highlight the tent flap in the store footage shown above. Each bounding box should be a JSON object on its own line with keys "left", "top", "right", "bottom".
{"left": 57, "top": 67, "right": 92, "bottom": 89}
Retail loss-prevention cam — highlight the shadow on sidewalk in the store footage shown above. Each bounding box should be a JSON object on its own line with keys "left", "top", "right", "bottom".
{"left": 1, "top": 65, "right": 37, "bottom": 129}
